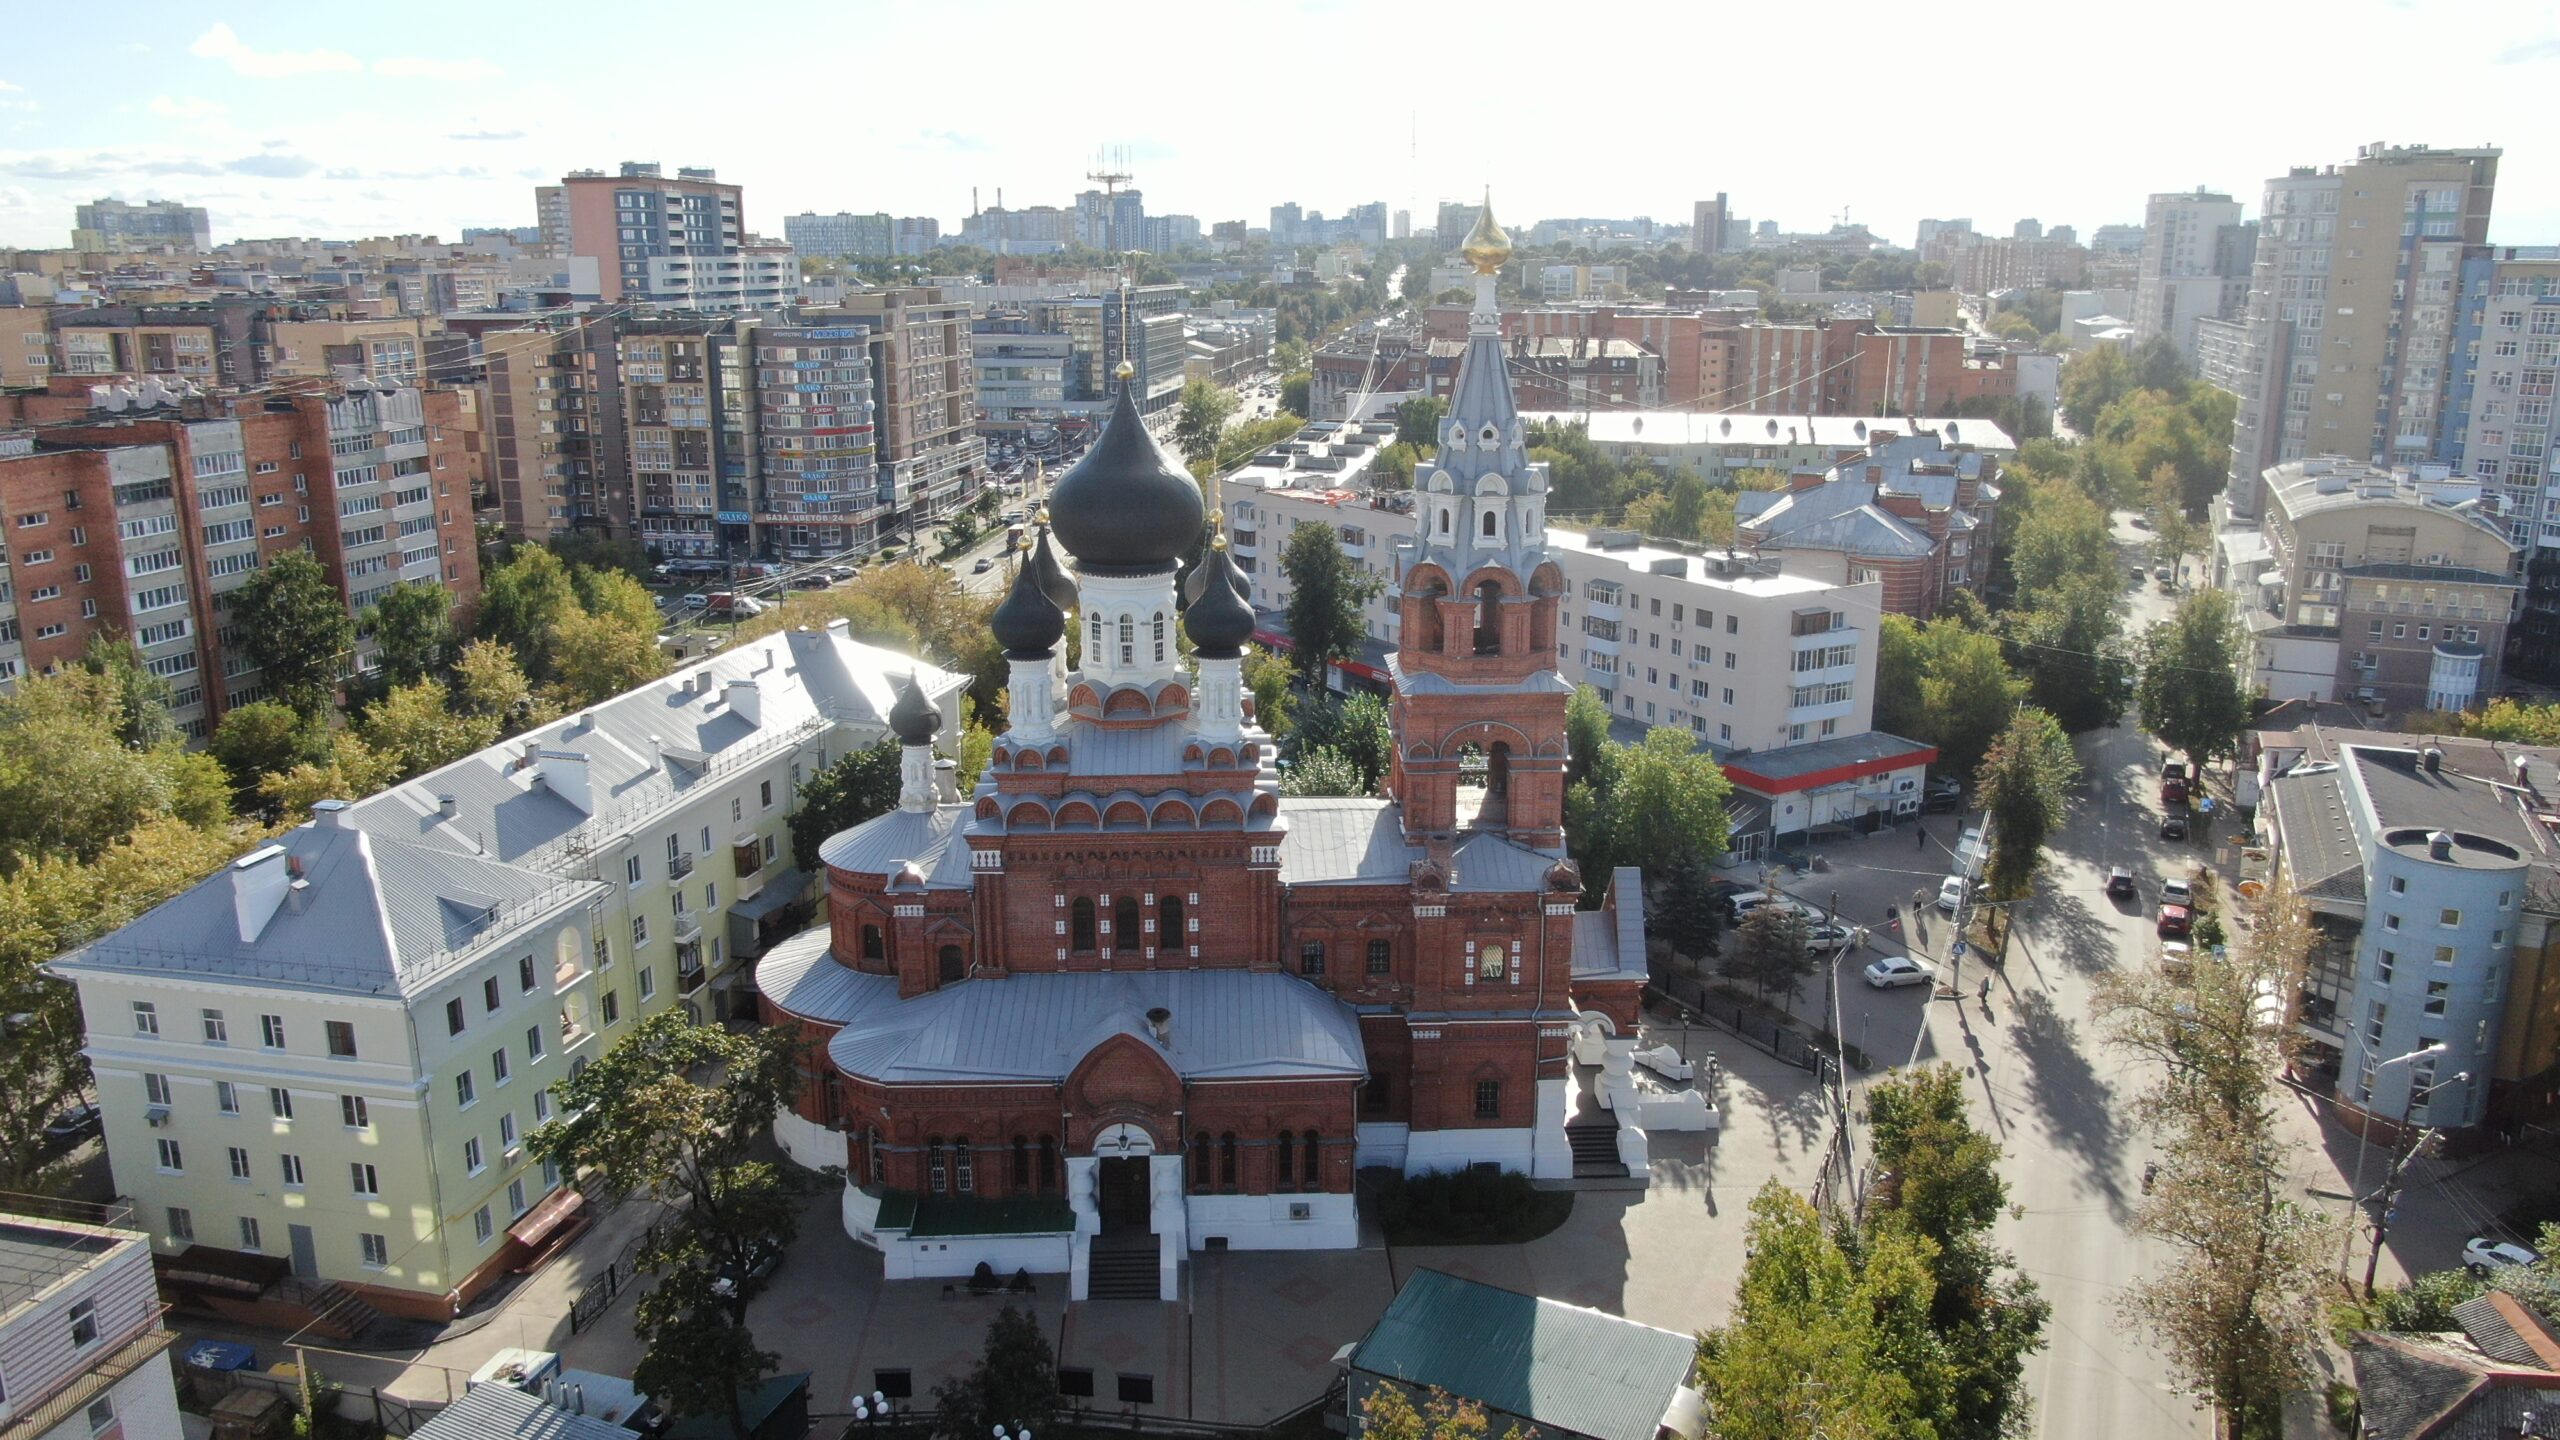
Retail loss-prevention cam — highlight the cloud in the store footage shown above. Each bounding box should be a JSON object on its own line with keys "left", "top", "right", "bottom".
{"left": 146, "top": 95, "right": 226, "bottom": 120}
{"left": 373, "top": 55, "right": 503, "bottom": 81}
{"left": 447, "top": 129, "right": 525, "bottom": 142}
{"left": 223, "top": 153, "right": 318, "bottom": 179}
{"left": 0, "top": 80, "right": 20, "bottom": 91}
{"left": 911, "top": 128, "right": 988, "bottom": 152}
{"left": 2497, "top": 36, "right": 2560, "bottom": 63}
{"left": 189, "top": 23, "right": 361, "bottom": 77}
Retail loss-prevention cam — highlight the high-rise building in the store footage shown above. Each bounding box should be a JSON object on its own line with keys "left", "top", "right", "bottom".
{"left": 2438, "top": 246, "right": 2560, "bottom": 681}
{"left": 485, "top": 316, "right": 624, "bottom": 544}
{"left": 2088, "top": 224, "right": 2147, "bottom": 254}
{"left": 785, "top": 212, "right": 894, "bottom": 260}
{"left": 815, "top": 288, "right": 986, "bottom": 525}
{"left": 73, "top": 198, "right": 211, "bottom": 252}
{"left": 533, "top": 185, "right": 569, "bottom": 255}
{"left": 741, "top": 320, "right": 882, "bottom": 559}
{"left": 1914, "top": 218, "right": 1971, "bottom": 255}
{"left": 2222, "top": 143, "right": 2499, "bottom": 517}
{"left": 1270, "top": 202, "right": 1304, "bottom": 245}
{"left": 1393, "top": 209, "right": 1411, "bottom": 240}
{"left": 553, "top": 162, "right": 792, "bottom": 309}
{"left": 2133, "top": 189, "right": 2256, "bottom": 365}
{"left": 2012, "top": 217, "right": 2043, "bottom": 241}
{"left": 1692, "top": 195, "right": 1730, "bottom": 255}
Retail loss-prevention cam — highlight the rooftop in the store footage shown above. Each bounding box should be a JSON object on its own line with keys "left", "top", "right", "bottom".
{"left": 1545, "top": 527, "right": 1846, "bottom": 597}
{"left": 1518, "top": 410, "right": 2015, "bottom": 455}
{"left": 0, "top": 1211, "right": 134, "bottom": 1324}
{"left": 1349, "top": 1269, "right": 1699, "bottom": 1440}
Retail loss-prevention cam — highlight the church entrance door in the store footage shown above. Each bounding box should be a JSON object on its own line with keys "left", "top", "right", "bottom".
{"left": 1096, "top": 1156, "right": 1152, "bottom": 1233}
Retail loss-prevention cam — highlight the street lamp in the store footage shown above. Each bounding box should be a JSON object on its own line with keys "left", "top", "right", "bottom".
{"left": 2339, "top": 1042, "right": 2447, "bottom": 1278}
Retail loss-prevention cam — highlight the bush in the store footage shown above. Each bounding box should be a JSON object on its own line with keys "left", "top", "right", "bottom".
{"left": 1374, "top": 1167, "right": 1573, "bottom": 1245}
{"left": 2373, "top": 1267, "right": 2487, "bottom": 1331}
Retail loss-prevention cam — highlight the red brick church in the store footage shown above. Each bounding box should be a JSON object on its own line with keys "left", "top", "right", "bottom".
{"left": 756, "top": 200, "right": 1653, "bottom": 1300}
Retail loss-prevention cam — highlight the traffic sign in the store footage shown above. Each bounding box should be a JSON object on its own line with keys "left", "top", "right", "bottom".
{"left": 1951, "top": 940, "right": 1970, "bottom": 961}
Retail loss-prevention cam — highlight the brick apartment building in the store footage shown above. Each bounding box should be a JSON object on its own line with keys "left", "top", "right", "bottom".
{"left": 0, "top": 378, "right": 479, "bottom": 732}
{"left": 1735, "top": 431, "right": 2004, "bottom": 617}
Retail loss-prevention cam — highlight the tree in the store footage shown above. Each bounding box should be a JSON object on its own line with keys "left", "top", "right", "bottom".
{"left": 2456, "top": 697, "right": 2560, "bottom": 744}
{"left": 1604, "top": 729, "right": 1734, "bottom": 871}
{"left": 1863, "top": 1065, "right": 2050, "bottom": 1440}
{"left": 79, "top": 632, "right": 176, "bottom": 749}
{"left": 211, "top": 700, "right": 327, "bottom": 805}
{"left": 545, "top": 531, "right": 652, "bottom": 584}
{"left": 547, "top": 605, "right": 669, "bottom": 708}
{"left": 1652, "top": 856, "right": 1725, "bottom": 964}
{"left": 258, "top": 732, "right": 396, "bottom": 819}
{"left": 1721, "top": 905, "right": 1815, "bottom": 1004}
{"left": 0, "top": 673, "right": 184, "bottom": 871}
{"left": 1564, "top": 683, "right": 1612, "bottom": 787}
{"left": 631, "top": 1263, "right": 779, "bottom": 1440}
{"left": 357, "top": 679, "right": 502, "bottom": 781}
{"left": 1696, "top": 1183, "right": 1943, "bottom": 1440}
{"left": 1360, "top": 1386, "right": 1521, "bottom": 1440}
{"left": 1242, "top": 646, "right": 1296, "bottom": 736}
{"left": 1974, "top": 708, "right": 2078, "bottom": 903}
{"left": 787, "top": 737, "right": 900, "bottom": 873}
{"left": 1288, "top": 693, "right": 1394, "bottom": 791}
{"left": 1280, "top": 521, "right": 1382, "bottom": 684}
{"left": 1172, "top": 379, "right": 1239, "bottom": 475}
{"left": 1393, "top": 395, "right": 1447, "bottom": 454}
{"left": 451, "top": 640, "right": 538, "bottom": 729}
{"left": 527, "top": 1010, "right": 806, "bottom": 1312}
{"left": 1874, "top": 614, "right": 1929, "bottom": 741}
{"left": 2003, "top": 479, "right": 2116, "bottom": 602}
{"left": 475, "top": 547, "right": 581, "bottom": 683}
{"left": 1280, "top": 747, "right": 1366, "bottom": 796}
{"left": 2058, "top": 346, "right": 2135, "bottom": 433}
{"left": 931, "top": 1306, "right": 1056, "bottom": 1440}
{"left": 2137, "top": 588, "right": 2253, "bottom": 772}
{"left": 2006, "top": 575, "right": 2135, "bottom": 733}
{"left": 233, "top": 550, "right": 355, "bottom": 717}
{"left": 1917, "top": 621, "right": 2026, "bottom": 781}
{"left": 366, "top": 583, "right": 455, "bottom": 689}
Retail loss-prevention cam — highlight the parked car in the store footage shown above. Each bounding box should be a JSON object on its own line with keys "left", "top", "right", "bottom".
{"left": 711, "top": 1238, "right": 784, "bottom": 1299}
{"left": 680, "top": 592, "right": 710, "bottom": 611}
{"left": 1864, "top": 955, "right": 1936, "bottom": 990}
{"left": 1730, "top": 890, "right": 1817, "bottom": 922}
{"left": 2132, "top": 515, "right": 2153, "bottom": 530}
{"left": 2465, "top": 1237, "right": 2541, "bottom": 1274}
{"left": 2158, "top": 940, "right": 2193, "bottom": 976}
{"left": 1936, "top": 875, "right": 1970, "bottom": 914}
{"left": 2106, "top": 866, "right": 2137, "bottom": 900}
{"left": 973, "top": 557, "right": 995, "bottom": 573}
{"left": 789, "top": 573, "right": 831, "bottom": 590}
{"left": 2160, "top": 813, "right": 2189, "bottom": 840}
{"left": 826, "top": 564, "right": 858, "bottom": 581}
{"left": 2157, "top": 903, "right": 2193, "bottom": 938}
{"left": 42, "top": 1101, "right": 102, "bottom": 1151}
{"left": 2162, "top": 878, "right": 2194, "bottom": 907}
{"left": 2154, "top": 565, "right": 2173, "bottom": 582}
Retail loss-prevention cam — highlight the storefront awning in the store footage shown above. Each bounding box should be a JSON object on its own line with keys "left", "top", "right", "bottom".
{"left": 505, "top": 1187, "right": 584, "bottom": 1249}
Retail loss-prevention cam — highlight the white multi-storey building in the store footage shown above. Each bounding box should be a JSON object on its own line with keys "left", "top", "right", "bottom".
{"left": 55, "top": 624, "right": 959, "bottom": 1322}
{"left": 2132, "top": 189, "right": 2254, "bottom": 366}
{"left": 0, "top": 1204, "right": 182, "bottom": 1440}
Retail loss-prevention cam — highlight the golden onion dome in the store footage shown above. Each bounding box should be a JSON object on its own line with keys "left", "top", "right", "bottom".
{"left": 1462, "top": 193, "right": 1512, "bottom": 275}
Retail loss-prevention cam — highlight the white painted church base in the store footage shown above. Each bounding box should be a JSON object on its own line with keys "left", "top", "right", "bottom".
{"left": 1530, "top": 1077, "right": 1574, "bottom": 1179}
{"left": 1403, "top": 1126, "right": 1535, "bottom": 1175}
{"left": 773, "top": 1108, "right": 842, "bottom": 1174}
{"left": 1355, "top": 1122, "right": 1411, "bottom": 1170}
{"left": 1184, "top": 1191, "right": 1358, "bottom": 1251}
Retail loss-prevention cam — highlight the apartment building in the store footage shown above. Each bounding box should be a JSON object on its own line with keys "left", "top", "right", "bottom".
{"left": 744, "top": 322, "right": 882, "bottom": 559}
{"left": 3, "top": 306, "right": 49, "bottom": 389}
{"left": 1734, "top": 432, "right": 2005, "bottom": 617}
{"left": 618, "top": 317, "right": 739, "bottom": 563}
{"left": 2220, "top": 458, "right": 2518, "bottom": 713}
{"left": 1517, "top": 410, "right": 2015, "bottom": 480}
{"left": 784, "top": 212, "right": 893, "bottom": 260}
{"left": 0, "top": 1202, "right": 182, "bottom": 1440}
{"left": 814, "top": 289, "right": 985, "bottom": 522}
{"left": 2223, "top": 144, "right": 2501, "bottom": 518}
{"left": 2132, "top": 189, "right": 2257, "bottom": 365}
{"left": 2435, "top": 248, "right": 2560, "bottom": 683}
{"left": 49, "top": 306, "right": 262, "bottom": 390}
{"left": 972, "top": 314, "right": 1073, "bottom": 438}
{"left": 0, "top": 381, "right": 480, "bottom": 730}
{"left": 1224, "top": 460, "right": 1926, "bottom": 851}
{"left": 73, "top": 198, "right": 210, "bottom": 253}
{"left": 554, "top": 163, "right": 768, "bottom": 308}
{"left": 2263, "top": 733, "right": 2560, "bottom": 1133}
{"left": 1060, "top": 286, "right": 1187, "bottom": 414}
{"left": 55, "top": 626, "right": 963, "bottom": 1320}
{"left": 484, "top": 319, "right": 623, "bottom": 545}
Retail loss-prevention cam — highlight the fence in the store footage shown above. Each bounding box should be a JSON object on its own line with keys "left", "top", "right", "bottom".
{"left": 1647, "top": 973, "right": 1824, "bottom": 1072}
{"left": 566, "top": 1216, "right": 664, "bottom": 1335}
{"left": 823, "top": 1388, "right": 1335, "bottom": 1440}
{"left": 185, "top": 1363, "right": 449, "bottom": 1439}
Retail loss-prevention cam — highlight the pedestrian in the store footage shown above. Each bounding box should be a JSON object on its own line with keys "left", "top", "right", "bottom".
{"left": 1916, "top": 824, "right": 1927, "bottom": 850}
{"left": 1978, "top": 976, "right": 1991, "bottom": 1006}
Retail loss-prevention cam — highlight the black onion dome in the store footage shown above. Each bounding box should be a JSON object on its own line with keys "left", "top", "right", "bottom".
{"left": 1045, "top": 386, "right": 1203, "bottom": 575}
{"left": 889, "top": 671, "right": 941, "bottom": 745}
{"left": 1184, "top": 545, "right": 1256, "bottom": 658}
{"left": 990, "top": 552, "right": 1066, "bottom": 659}
{"left": 1030, "top": 527, "right": 1078, "bottom": 610}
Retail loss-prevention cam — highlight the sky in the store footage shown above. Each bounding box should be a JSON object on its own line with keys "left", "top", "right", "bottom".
{"left": 6, "top": 0, "right": 2560, "bottom": 252}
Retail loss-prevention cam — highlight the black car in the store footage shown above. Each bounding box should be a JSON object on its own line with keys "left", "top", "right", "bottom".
{"left": 2160, "top": 813, "right": 2189, "bottom": 840}
{"left": 711, "top": 1238, "right": 783, "bottom": 1300}
{"left": 2106, "top": 867, "right": 2137, "bottom": 899}
{"left": 42, "top": 1101, "right": 101, "bottom": 1152}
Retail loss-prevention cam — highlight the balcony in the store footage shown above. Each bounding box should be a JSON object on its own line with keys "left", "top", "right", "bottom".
{"left": 671, "top": 914, "right": 703, "bottom": 946}
{"left": 667, "top": 851, "right": 695, "bottom": 880}
{"left": 678, "top": 964, "right": 707, "bottom": 996}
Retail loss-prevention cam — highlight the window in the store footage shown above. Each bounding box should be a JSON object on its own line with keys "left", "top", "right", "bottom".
{"left": 1113, "top": 895, "right": 1140, "bottom": 951}
{"left": 1070, "top": 899, "right": 1096, "bottom": 953}
{"left": 2440, "top": 908, "right": 2462, "bottom": 928}
{"left": 201, "top": 1008, "right": 228, "bottom": 1043}
{"left": 216, "top": 1080, "right": 239, "bottom": 1115}
{"left": 456, "top": 1071, "right": 476, "bottom": 1108}
{"left": 69, "top": 1299, "right": 99, "bottom": 1348}
{"left": 1367, "top": 938, "right": 1391, "bottom": 975}
{"left": 239, "top": 1216, "right": 262, "bottom": 1251}
{"left": 86, "top": 1399, "right": 115, "bottom": 1436}
{"left": 156, "top": 1137, "right": 183, "bottom": 1172}
{"left": 927, "top": 1137, "right": 948, "bottom": 1194}
{"left": 626, "top": 855, "right": 643, "bottom": 887}
{"left": 526, "top": 1024, "right": 545, "bottom": 1060}
{"left": 270, "top": 1087, "right": 294, "bottom": 1120}
{"left": 474, "top": 1206, "right": 494, "bottom": 1245}
{"left": 2377, "top": 950, "right": 2396, "bottom": 983}
{"left": 1474, "top": 1079, "right": 1501, "bottom": 1119}
{"left": 2390, "top": 876, "right": 2406, "bottom": 894}
{"left": 228, "top": 1146, "right": 251, "bottom": 1179}
{"left": 760, "top": 780, "right": 774, "bottom": 809}
{"left": 464, "top": 1137, "right": 485, "bottom": 1175}
{"left": 2425, "top": 981, "right": 2450, "bottom": 1017}
{"left": 1300, "top": 941, "right": 1326, "bottom": 977}
{"left": 484, "top": 976, "right": 502, "bottom": 1013}
{"left": 1302, "top": 1130, "right": 1320, "bottom": 1186}
{"left": 499, "top": 1112, "right": 518, "bottom": 1150}
{"left": 132, "top": 1001, "right": 160, "bottom": 1037}
{"left": 340, "top": 1095, "right": 369, "bottom": 1129}
{"left": 519, "top": 955, "right": 537, "bottom": 993}
{"left": 351, "top": 1162, "right": 380, "bottom": 1196}
{"left": 492, "top": 1048, "right": 511, "bottom": 1085}
{"left": 280, "top": 1153, "right": 304, "bottom": 1186}
{"left": 639, "top": 966, "right": 657, "bottom": 1000}
{"left": 1191, "top": 1131, "right": 1212, "bottom": 1193}
{"left": 632, "top": 915, "right": 648, "bottom": 947}
{"left": 1277, "top": 1129, "right": 1297, "bottom": 1190}
{"left": 602, "top": 989, "right": 621, "bottom": 1025}
{"left": 508, "top": 1179, "right": 527, "bottom": 1216}
{"left": 359, "top": 1233, "right": 389, "bottom": 1269}
{"left": 326, "top": 1019, "right": 357, "bottom": 1056}
{"left": 2435, "top": 945, "right": 2457, "bottom": 966}
{"left": 1220, "top": 1132, "right": 1238, "bottom": 1189}
{"left": 955, "top": 1137, "right": 974, "bottom": 1194}
{"left": 166, "top": 1206, "right": 194, "bottom": 1242}
{"left": 145, "top": 1072, "right": 171, "bottom": 1106}
{"left": 1478, "top": 944, "right": 1507, "bottom": 982}
{"left": 1158, "top": 894, "right": 1185, "bottom": 944}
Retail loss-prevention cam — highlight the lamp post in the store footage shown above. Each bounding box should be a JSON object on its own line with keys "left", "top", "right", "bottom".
{"left": 2362, "top": 1069, "right": 2472, "bottom": 1297}
{"left": 2339, "top": 1043, "right": 2447, "bottom": 1277}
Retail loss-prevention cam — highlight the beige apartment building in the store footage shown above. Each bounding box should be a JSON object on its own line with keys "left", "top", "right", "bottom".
{"left": 264, "top": 317, "right": 428, "bottom": 384}
{"left": 815, "top": 288, "right": 984, "bottom": 521}
{"left": 2221, "top": 458, "right": 2520, "bottom": 712}
{"left": 485, "top": 320, "right": 621, "bottom": 543}
{"left": 3, "top": 305, "right": 52, "bottom": 388}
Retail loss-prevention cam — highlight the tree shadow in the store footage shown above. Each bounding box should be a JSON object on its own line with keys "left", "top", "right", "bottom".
{"left": 2004, "top": 988, "right": 2135, "bottom": 1222}
{"left": 2013, "top": 886, "right": 2123, "bottom": 978}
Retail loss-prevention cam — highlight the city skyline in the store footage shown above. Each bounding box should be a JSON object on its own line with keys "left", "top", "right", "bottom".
{"left": 4, "top": 0, "right": 2560, "bottom": 249}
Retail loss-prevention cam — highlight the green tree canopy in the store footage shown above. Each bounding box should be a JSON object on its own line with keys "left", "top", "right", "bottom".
{"left": 1242, "top": 646, "right": 1297, "bottom": 736}
{"left": 1394, "top": 395, "right": 1448, "bottom": 453}
{"left": 1172, "top": 379, "right": 1239, "bottom": 475}
{"left": 931, "top": 1306, "right": 1056, "bottom": 1440}
{"left": 232, "top": 550, "right": 354, "bottom": 717}
{"left": 475, "top": 546, "right": 581, "bottom": 683}
{"left": 2004, "top": 478, "right": 2116, "bottom": 601}
{"left": 631, "top": 1262, "right": 779, "bottom": 1440}
{"left": 365, "top": 582, "right": 455, "bottom": 689}
{"left": 1974, "top": 707, "right": 2080, "bottom": 902}
{"left": 1721, "top": 904, "right": 1815, "bottom": 1003}
{"left": 78, "top": 632, "right": 177, "bottom": 749}
{"left": 787, "top": 737, "right": 900, "bottom": 873}
{"left": 1287, "top": 693, "right": 1394, "bottom": 792}
{"left": 2136, "top": 588, "right": 2253, "bottom": 771}
{"left": 357, "top": 679, "right": 503, "bottom": 781}
{"left": 2005, "top": 573, "right": 2135, "bottom": 733}
{"left": 1280, "top": 520, "right": 1383, "bottom": 682}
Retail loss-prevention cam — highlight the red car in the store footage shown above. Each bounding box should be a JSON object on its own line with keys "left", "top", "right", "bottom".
{"left": 2157, "top": 903, "right": 2193, "bottom": 938}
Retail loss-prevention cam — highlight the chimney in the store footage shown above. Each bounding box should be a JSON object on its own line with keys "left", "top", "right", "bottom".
{"left": 536, "top": 748, "right": 594, "bottom": 814}
{"left": 311, "top": 798, "right": 356, "bottom": 829}
{"left": 2425, "top": 746, "right": 2444, "bottom": 774}
{"left": 2429, "top": 830, "right": 2455, "bottom": 861}
{"left": 934, "top": 756, "right": 961, "bottom": 804}
{"left": 437, "top": 794, "right": 458, "bottom": 819}
{"left": 1146, "top": 1006, "right": 1172, "bottom": 1046}
{"left": 230, "top": 845, "right": 293, "bottom": 942}
{"left": 725, "top": 678, "right": 763, "bottom": 728}
{"left": 648, "top": 735, "right": 664, "bottom": 771}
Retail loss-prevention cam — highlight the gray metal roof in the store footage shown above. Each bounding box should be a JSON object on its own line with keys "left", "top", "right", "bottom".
{"left": 1350, "top": 1269, "right": 1696, "bottom": 1440}
{"left": 804, "top": 967, "right": 1367, "bottom": 1084}
{"left": 1279, "top": 799, "right": 1420, "bottom": 884}
{"left": 409, "top": 1378, "right": 647, "bottom": 1440}
{"left": 56, "top": 813, "right": 605, "bottom": 998}
{"left": 1448, "top": 831, "right": 1561, "bottom": 893}
{"left": 2269, "top": 767, "right": 2366, "bottom": 903}
{"left": 819, "top": 807, "right": 972, "bottom": 889}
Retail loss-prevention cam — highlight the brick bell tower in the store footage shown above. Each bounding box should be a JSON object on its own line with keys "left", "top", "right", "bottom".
{"left": 1386, "top": 194, "right": 1571, "bottom": 850}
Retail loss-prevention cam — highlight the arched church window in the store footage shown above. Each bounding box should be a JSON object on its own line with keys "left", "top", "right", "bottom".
{"left": 1276, "top": 1130, "right": 1296, "bottom": 1191}
{"left": 1482, "top": 509, "right": 1498, "bottom": 538}
{"left": 867, "top": 1127, "right": 885, "bottom": 1186}
{"left": 1011, "top": 1136, "right": 1029, "bottom": 1190}
{"left": 1159, "top": 894, "right": 1185, "bottom": 943}
{"left": 926, "top": 1136, "right": 947, "bottom": 1195}
{"left": 1438, "top": 507, "right": 1451, "bottom": 535}
{"left": 1114, "top": 896, "right": 1141, "bottom": 952}
{"left": 1153, "top": 612, "right": 1166, "bottom": 663}
{"left": 1039, "top": 1135, "right": 1058, "bottom": 1192}
{"left": 1480, "top": 944, "right": 1508, "bottom": 982}
{"left": 1220, "top": 1132, "right": 1238, "bottom": 1190}
{"left": 953, "top": 1136, "right": 974, "bottom": 1194}
{"left": 1071, "top": 898, "right": 1097, "bottom": 952}
{"left": 1118, "top": 614, "right": 1135, "bottom": 666}
{"left": 1090, "top": 610, "right": 1103, "bottom": 652}
{"left": 861, "top": 923, "right": 885, "bottom": 962}
{"left": 1303, "top": 1130, "right": 1320, "bottom": 1185}
{"left": 1473, "top": 581, "right": 1503, "bottom": 655}
{"left": 1191, "top": 1132, "right": 1212, "bottom": 1193}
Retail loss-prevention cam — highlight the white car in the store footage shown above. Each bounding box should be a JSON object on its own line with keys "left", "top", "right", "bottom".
{"left": 1731, "top": 891, "right": 1817, "bottom": 922}
{"left": 1864, "top": 956, "right": 1936, "bottom": 990}
{"left": 1936, "top": 875, "right": 1971, "bottom": 914}
{"left": 2465, "top": 1237, "right": 2540, "bottom": 1274}
{"left": 2162, "top": 878, "right": 2195, "bottom": 907}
